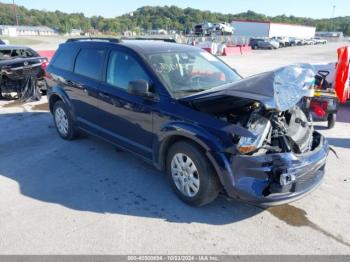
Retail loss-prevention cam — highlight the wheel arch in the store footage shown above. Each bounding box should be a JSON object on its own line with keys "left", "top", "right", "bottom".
{"left": 48, "top": 94, "right": 61, "bottom": 113}
{"left": 155, "top": 124, "right": 230, "bottom": 189}
{"left": 48, "top": 86, "right": 76, "bottom": 120}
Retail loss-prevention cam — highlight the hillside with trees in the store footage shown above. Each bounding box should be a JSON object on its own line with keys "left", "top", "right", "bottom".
{"left": 0, "top": 2, "right": 349, "bottom": 35}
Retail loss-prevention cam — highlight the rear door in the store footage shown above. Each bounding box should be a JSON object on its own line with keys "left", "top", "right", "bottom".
{"left": 69, "top": 47, "right": 107, "bottom": 131}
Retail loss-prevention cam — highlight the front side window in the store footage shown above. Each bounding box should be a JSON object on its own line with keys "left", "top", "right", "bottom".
{"left": 74, "top": 48, "right": 106, "bottom": 80}
{"left": 106, "top": 50, "right": 150, "bottom": 90}
{"left": 147, "top": 51, "right": 241, "bottom": 97}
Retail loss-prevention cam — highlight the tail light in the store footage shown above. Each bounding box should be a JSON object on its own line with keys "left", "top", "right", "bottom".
{"left": 41, "top": 60, "right": 49, "bottom": 77}
{"left": 41, "top": 60, "right": 49, "bottom": 71}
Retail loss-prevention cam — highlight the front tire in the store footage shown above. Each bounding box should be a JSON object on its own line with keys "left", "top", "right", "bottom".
{"left": 166, "top": 141, "right": 220, "bottom": 207}
{"left": 53, "top": 101, "right": 78, "bottom": 140}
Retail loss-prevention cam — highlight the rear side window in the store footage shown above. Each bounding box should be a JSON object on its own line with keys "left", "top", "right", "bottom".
{"left": 51, "top": 45, "right": 78, "bottom": 71}
{"left": 74, "top": 48, "right": 106, "bottom": 81}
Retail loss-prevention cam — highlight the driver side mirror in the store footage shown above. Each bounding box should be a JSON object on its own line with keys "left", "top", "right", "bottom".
{"left": 128, "top": 80, "right": 154, "bottom": 98}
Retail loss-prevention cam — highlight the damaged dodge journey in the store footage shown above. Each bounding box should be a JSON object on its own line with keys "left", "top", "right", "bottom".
{"left": 46, "top": 38, "right": 329, "bottom": 207}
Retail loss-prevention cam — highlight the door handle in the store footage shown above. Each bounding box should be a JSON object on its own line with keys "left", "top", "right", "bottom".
{"left": 98, "top": 92, "right": 110, "bottom": 99}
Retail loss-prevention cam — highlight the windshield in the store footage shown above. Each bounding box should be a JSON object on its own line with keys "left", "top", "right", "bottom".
{"left": 147, "top": 51, "right": 241, "bottom": 97}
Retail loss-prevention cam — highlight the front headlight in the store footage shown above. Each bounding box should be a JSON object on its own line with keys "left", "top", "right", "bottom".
{"left": 237, "top": 115, "right": 271, "bottom": 154}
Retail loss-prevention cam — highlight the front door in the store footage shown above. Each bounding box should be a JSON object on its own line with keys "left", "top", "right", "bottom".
{"left": 97, "top": 49, "right": 156, "bottom": 159}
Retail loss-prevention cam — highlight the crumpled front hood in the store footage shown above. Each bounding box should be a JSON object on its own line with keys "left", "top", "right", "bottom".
{"left": 181, "top": 64, "right": 316, "bottom": 112}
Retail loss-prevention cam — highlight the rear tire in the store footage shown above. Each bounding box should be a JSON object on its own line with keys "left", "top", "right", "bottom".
{"left": 327, "top": 113, "right": 336, "bottom": 129}
{"left": 53, "top": 101, "right": 78, "bottom": 140}
{"left": 166, "top": 141, "right": 220, "bottom": 207}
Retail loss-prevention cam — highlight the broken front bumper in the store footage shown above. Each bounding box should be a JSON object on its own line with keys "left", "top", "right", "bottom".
{"left": 223, "top": 132, "right": 329, "bottom": 206}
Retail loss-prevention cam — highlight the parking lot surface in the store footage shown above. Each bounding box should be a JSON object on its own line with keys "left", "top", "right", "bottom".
{"left": 0, "top": 42, "right": 349, "bottom": 254}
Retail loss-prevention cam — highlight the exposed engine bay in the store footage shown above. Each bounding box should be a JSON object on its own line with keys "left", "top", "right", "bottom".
{"left": 186, "top": 95, "right": 328, "bottom": 199}
{"left": 190, "top": 96, "right": 315, "bottom": 156}
{"left": 181, "top": 64, "right": 320, "bottom": 156}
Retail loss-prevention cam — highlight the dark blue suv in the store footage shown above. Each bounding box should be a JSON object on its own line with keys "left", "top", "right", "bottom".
{"left": 46, "top": 38, "right": 329, "bottom": 207}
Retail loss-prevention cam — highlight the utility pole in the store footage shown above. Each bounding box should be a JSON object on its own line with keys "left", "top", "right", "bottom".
{"left": 331, "top": 1, "right": 336, "bottom": 32}
{"left": 13, "top": 0, "right": 19, "bottom": 26}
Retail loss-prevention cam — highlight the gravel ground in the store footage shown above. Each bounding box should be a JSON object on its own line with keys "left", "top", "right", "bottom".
{"left": 0, "top": 42, "right": 349, "bottom": 255}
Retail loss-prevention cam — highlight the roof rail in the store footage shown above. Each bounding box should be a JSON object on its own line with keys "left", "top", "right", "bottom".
{"left": 66, "top": 37, "right": 121, "bottom": 43}
{"left": 121, "top": 37, "right": 176, "bottom": 43}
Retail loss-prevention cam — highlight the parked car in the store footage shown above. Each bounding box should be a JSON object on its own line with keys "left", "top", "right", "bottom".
{"left": 304, "top": 39, "right": 315, "bottom": 45}
{"left": 289, "top": 38, "right": 301, "bottom": 46}
{"left": 213, "top": 23, "right": 234, "bottom": 35}
{"left": 46, "top": 38, "right": 329, "bottom": 207}
{"left": 299, "top": 39, "right": 308, "bottom": 45}
{"left": 249, "top": 38, "right": 264, "bottom": 49}
{"left": 194, "top": 22, "right": 213, "bottom": 36}
{"left": 0, "top": 45, "right": 48, "bottom": 100}
{"left": 249, "top": 38, "right": 279, "bottom": 50}
{"left": 272, "top": 36, "right": 290, "bottom": 47}
{"left": 313, "top": 38, "right": 328, "bottom": 45}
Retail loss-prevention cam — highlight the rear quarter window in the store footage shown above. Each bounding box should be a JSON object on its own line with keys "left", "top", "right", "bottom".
{"left": 74, "top": 48, "right": 106, "bottom": 81}
{"left": 51, "top": 45, "right": 79, "bottom": 71}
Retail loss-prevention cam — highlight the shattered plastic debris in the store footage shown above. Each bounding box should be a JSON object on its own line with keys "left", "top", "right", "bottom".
{"left": 1, "top": 64, "right": 42, "bottom": 102}
{"left": 18, "top": 76, "right": 42, "bottom": 102}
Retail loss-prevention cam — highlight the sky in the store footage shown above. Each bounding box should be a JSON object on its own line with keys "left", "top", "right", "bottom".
{"left": 4, "top": 0, "right": 349, "bottom": 19}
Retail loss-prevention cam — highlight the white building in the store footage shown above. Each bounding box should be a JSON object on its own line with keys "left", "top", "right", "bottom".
{"left": 147, "top": 29, "right": 168, "bottom": 35}
{"left": 0, "top": 26, "right": 17, "bottom": 36}
{"left": 0, "top": 25, "right": 57, "bottom": 37}
{"left": 123, "top": 30, "right": 137, "bottom": 37}
{"left": 232, "top": 20, "right": 316, "bottom": 39}
{"left": 68, "top": 28, "right": 83, "bottom": 36}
